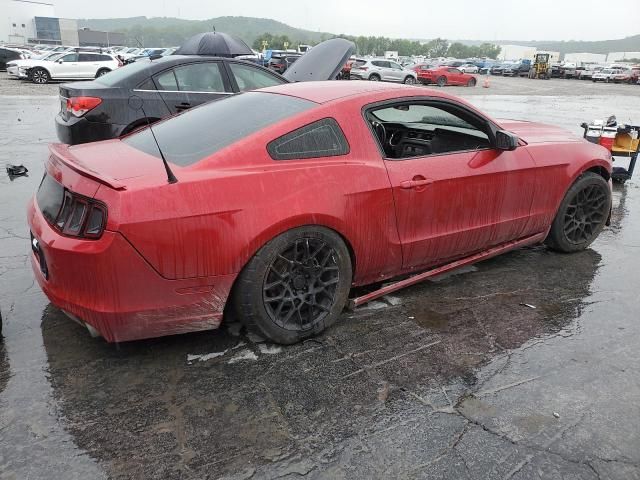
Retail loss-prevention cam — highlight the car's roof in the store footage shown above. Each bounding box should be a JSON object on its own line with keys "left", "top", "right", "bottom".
{"left": 259, "top": 80, "right": 450, "bottom": 104}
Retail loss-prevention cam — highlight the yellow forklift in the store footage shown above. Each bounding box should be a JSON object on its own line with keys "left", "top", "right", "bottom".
{"left": 529, "top": 53, "right": 551, "bottom": 79}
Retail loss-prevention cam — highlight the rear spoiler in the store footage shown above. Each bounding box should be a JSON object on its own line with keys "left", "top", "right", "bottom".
{"left": 49, "top": 143, "right": 127, "bottom": 191}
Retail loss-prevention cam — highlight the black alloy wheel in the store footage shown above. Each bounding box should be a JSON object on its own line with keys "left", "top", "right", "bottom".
{"left": 263, "top": 238, "right": 340, "bottom": 331}
{"left": 234, "top": 226, "right": 352, "bottom": 344}
{"left": 562, "top": 184, "right": 609, "bottom": 245}
{"left": 545, "top": 172, "right": 611, "bottom": 252}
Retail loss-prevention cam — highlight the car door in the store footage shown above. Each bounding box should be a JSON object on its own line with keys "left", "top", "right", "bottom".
{"left": 50, "top": 52, "right": 79, "bottom": 79}
{"left": 448, "top": 68, "right": 464, "bottom": 85}
{"left": 152, "top": 61, "right": 233, "bottom": 114}
{"left": 389, "top": 61, "right": 405, "bottom": 82}
{"left": 366, "top": 99, "right": 536, "bottom": 271}
{"left": 77, "top": 53, "right": 98, "bottom": 78}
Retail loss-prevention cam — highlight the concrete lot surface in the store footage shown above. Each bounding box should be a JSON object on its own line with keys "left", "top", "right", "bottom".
{"left": 1, "top": 73, "right": 640, "bottom": 479}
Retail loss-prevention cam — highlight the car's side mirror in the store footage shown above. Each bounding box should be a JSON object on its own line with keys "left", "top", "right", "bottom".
{"left": 495, "top": 130, "right": 519, "bottom": 151}
{"left": 57, "top": 59, "right": 63, "bottom": 64}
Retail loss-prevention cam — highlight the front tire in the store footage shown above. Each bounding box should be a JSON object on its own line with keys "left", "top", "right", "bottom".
{"left": 233, "top": 227, "right": 352, "bottom": 344}
{"left": 31, "top": 68, "right": 49, "bottom": 84}
{"left": 467, "top": 78, "right": 476, "bottom": 87}
{"left": 403, "top": 76, "right": 416, "bottom": 85}
{"left": 545, "top": 172, "right": 611, "bottom": 253}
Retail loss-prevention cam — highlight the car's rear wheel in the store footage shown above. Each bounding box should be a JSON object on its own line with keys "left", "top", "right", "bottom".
{"left": 234, "top": 226, "right": 352, "bottom": 344}
{"left": 95, "top": 68, "right": 110, "bottom": 78}
{"left": 545, "top": 172, "right": 611, "bottom": 253}
{"left": 437, "top": 76, "right": 447, "bottom": 87}
{"left": 31, "top": 68, "right": 49, "bottom": 84}
{"left": 369, "top": 74, "right": 380, "bottom": 81}
{"left": 403, "top": 76, "right": 416, "bottom": 85}
{"left": 467, "top": 78, "right": 476, "bottom": 87}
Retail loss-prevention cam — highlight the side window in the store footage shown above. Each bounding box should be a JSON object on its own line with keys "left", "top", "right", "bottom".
{"left": 228, "top": 62, "right": 283, "bottom": 92}
{"left": 154, "top": 69, "right": 178, "bottom": 91}
{"left": 390, "top": 62, "right": 401, "bottom": 69}
{"left": 60, "top": 53, "right": 78, "bottom": 62}
{"left": 137, "top": 78, "right": 156, "bottom": 90}
{"left": 267, "top": 118, "right": 349, "bottom": 161}
{"left": 173, "top": 62, "right": 225, "bottom": 92}
{"left": 78, "top": 53, "right": 93, "bottom": 62}
{"left": 98, "top": 55, "right": 112, "bottom": 62}
{"left": 366, "top": 102, "right": 490, "bottom": 159}
{"left": 371, "top": 61, "right": 381, "bottom": 67}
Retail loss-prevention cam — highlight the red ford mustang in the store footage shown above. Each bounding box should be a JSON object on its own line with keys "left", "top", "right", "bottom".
{"left": 28, "top": 81, "right": 612, "bottom": 344}
{"left": 417, "top": 66, "right": 477, "bottom": 87}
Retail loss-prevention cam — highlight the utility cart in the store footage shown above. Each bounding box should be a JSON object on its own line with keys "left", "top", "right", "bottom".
{"left": 581, "top": 116, "right": 639, "bottom": 183}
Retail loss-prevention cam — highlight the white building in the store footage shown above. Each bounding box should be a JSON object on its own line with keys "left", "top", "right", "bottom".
{"left": 1, "top": 0, "right": 54, "bottom": 43}
{"left": 1, "top": 0, "right": 78, "bottom": 45}
{"left": 497, "top": 45, "right": 537, "bottom": 61}
{"left": 607, "top": 52, "right": 640, "bottom": 63}
{"left": 564, "top": 52, "right": 607, "bottom": 64}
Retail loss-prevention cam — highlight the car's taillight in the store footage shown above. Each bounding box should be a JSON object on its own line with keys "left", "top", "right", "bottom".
{"left": 55, "top": 190, "right": 107, "bottom": 239}
{"left": 66, "top": 96, "right": 102, "bottom": 117}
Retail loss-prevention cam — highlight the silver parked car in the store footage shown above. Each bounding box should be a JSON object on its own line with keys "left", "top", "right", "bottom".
{"left": 350, "top": 58, "right": 417, "bottom": 84}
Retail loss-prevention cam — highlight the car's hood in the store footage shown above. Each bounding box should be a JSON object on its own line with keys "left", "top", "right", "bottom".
{"left": 499, "top": 120, "right": 580, "bottom": 144}
{"left": 283, "top": 38, "right": 355, "bottom": 82}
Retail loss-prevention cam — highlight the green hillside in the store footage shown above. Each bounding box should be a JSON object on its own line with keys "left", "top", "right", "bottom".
{"left": 78, "top": 16, "right": 332, "bottom": 47}
{"left": 79, "top": 16, "right": 639, "bottom": 57}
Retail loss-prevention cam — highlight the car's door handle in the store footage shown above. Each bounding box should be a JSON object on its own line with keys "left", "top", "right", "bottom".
{"left": 175, "top": 102, "right": 191, "bottom": 111}
{"left": 400, "top": 177, "right": 434, "bottom": 189}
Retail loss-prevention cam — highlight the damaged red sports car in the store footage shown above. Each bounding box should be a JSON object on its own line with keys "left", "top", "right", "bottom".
{"left": 28, "top": 81, "right": 613, "bottom": 344}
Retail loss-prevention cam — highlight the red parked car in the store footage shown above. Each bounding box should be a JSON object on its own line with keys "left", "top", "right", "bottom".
{"left": 28, "top": 81, "right": 612, "bottom": 344}
{"left": 418, "top": 66, "right": 477, "bottom": 87}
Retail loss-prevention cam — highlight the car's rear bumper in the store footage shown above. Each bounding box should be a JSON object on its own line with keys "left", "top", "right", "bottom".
{"left": 55, "top": 113, "right": 125, "bottom": 145}
{"left": 28, "top": 198, "right": 236, "bottom": 342}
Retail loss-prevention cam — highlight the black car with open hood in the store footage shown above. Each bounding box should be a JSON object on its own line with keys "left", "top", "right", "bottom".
{"left": 55, "top": 37, "right": 356, "bottom": 145}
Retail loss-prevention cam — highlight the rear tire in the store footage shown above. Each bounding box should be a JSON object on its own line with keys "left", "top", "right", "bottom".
{"left": 369, "top": 74, "right": 380, "bottom": 82}
{"left": 233, "top": 226, "right": 352, "bottom": 344}
{"left": 31, "top": 67, "right": 49, "bottom": 84}
{"left": 545, "top": 172, "right": 611, "bottom": 253}
{"left": 437, "top": 76, "right": 447, "bottom": 87}
{"left": 95, "top": 68, "right": 110, "bottom": 78}
{"left": 467, "top": 78, "right": 476, "bottom": 87}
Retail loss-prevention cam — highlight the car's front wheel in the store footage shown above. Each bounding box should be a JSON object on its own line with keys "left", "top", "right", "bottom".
{"left": 404, "top": 76, "right": 416, "bottom": 85}
{"left": 467, "top": 78, "right": 477, "bottom": 87}
{"left": 545, "top": 172, "right": 611, "bottom": 253}
{"left": 234, "top": 226, "right": 353, "bottom": 344}
{"left": 31, "top": 68, "right": 49, "bottom": 84}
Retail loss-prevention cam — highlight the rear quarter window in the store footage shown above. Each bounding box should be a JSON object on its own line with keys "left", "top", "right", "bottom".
{"left": 123, "top": 92, "right": 316, "bottom": 166}
{"left": 267, "top": 118, "right": 349, "bottom": 160}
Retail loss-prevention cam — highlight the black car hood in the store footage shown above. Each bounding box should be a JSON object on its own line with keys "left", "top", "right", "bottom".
{"left": 283, "top": 38, "right": 355, "bottom": 82}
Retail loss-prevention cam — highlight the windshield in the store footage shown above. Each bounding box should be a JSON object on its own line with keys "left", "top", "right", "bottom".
{"left": 123, "top": 92, "right": 316, "bottom": 166}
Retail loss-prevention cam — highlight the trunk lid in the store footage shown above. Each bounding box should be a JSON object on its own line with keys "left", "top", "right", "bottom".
{"left": 283, "top": 38, "right": 355, "bottom": 82}
{"left": 48, "top": 140, "right": 170, "bottom": 193}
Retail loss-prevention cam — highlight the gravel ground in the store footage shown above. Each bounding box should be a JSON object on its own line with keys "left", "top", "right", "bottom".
{"left": 1, "top": 77, "right": 640, "bottom": 480}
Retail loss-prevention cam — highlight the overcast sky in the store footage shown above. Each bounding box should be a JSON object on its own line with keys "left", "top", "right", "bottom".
{"left": 54, "top": 0, "right": 639, "bottom": 41}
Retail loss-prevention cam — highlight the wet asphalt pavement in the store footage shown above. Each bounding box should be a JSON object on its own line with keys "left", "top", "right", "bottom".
{"left": 1, "top": 77, "right": 640, "bottom": 480}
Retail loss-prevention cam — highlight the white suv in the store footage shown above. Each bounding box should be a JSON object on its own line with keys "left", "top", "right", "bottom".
{"left": 26, "top": 52, "right": 121, "bottom": 84}
{"left": 350, "top": 59, "right": 418, "bottom": 84}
